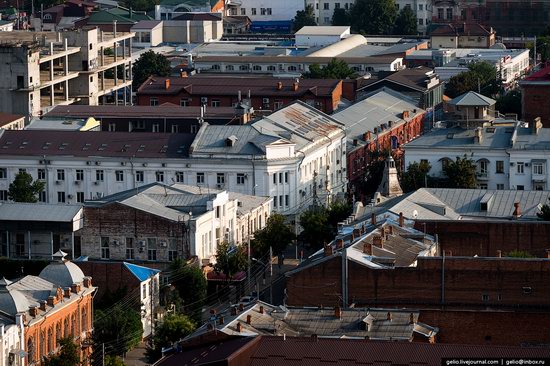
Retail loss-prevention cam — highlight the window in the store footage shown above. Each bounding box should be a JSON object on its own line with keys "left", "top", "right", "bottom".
{"left": 438, "top": 8, "right": 444, "bottom": 19}
{"left": 57, "top": 192, "right": 66, "bottom": 203}
{"left": 39, "top": 191, "right": 46, "bottom": 202}
{"left": 418, "top": 4, "right": 423, "bottom": 10}
{"left": 517, "top": 162, "right": 525, "bottom": 174}
{"left": 273, "top": 196, "right": 277, "bottom": 208}
{"left": 496, "top": 161, "right": 504, "bottom": 174}
{"left": 211, "top": 99, "right": 221, "bottom": 107}
{"left": 217, "top": 173, "right": 225, "bottom": 185}
{"left": 147, "top": 238, "right": 157, "bottom": 261}
{"left": 273, "top": 173, "right": 277, "bottom": 184}
{"left": 0, "top": 190, "right": 7, "bottom": 201}
{"left": 267, "top": 8, "right": 272, "bottom": 15}
{"left": 115, "top": 170, "right": 124, "bottom": 182}
{"left": 226, "top": 65, "right": 234, "bottom": 71}
{"left": 150, "top": 98, "right": 159, "bottom": 106}
{"left": 274, "top": 100, "right": 283, "bottom": 109}
{"left": 0, "top": 169, "right": 6, "bottom": 179}
{"left": 101, "top": 237, "right": 110, "bottom": 259}
{"left": 126, "top": 238, "right": 134, "bottom": 260}
{"left": 478, "top": 160, "right": 488, "bottom": 176}
{"left": 482, "top": 294, "right": 489, "bottom": 302}
{"left": 335, "top": 2, "right": 340, "bottom": 8}
{"left": 237, "top": 173, "right": 246, "bottom": 185}
{"left": 533, "top": 163, "right": 544, "bottom": 175}
{"left": 279, "top": 195, "right": 283, "bottom": 207}
{"left": 175, "top": 171, "right": 184, "bottom": 183}
{"left": 517, "top": 185, "right": 524, "bottom": 190}
{"left": 180, "top": 98, "right": 190, "bottom": 107}
{"left": 38, "top": 169, "right": 45, "bottom": 180}
{"left": 446, "top": 8, "right": 452, "bottom": 19}
{"left": 169, "top": 250, "right": 178, "bottom": 261}
{"left": 267, "top": 65, "right": 276, "bottom": 71}
{"left": 96, "top": 170, "right": 104, "bottom": 181}
{"left": 285, "top": 172, "right": 289, "bottom": 183}
{"left": 142, "top": 284, "right": 147, "bottom": 299}
{"left": 288, "top": 65, "right": 297, "bottom": 71}
{"left": 76, "top": 191, "right": 84, "bottom": 203}
{"left": 171, "top": 125, "right": 179, "bottom": 133}
{"left": 156, "top": 171, "right": 164, "bottom": 182}
{"left": 251, "top": 7, "right": 256, "bottom": 15}
{"left": 152, "top": 124, "right": 160, "bottom": 133}
{"left": 108, "top": 123, "right": 116, "bottom": 132}
{"left": 279, "top": 172, "right": 283, "bottom": 184}
{"left": 57, "top": 169, "right": 65, "bottom": 181}
{"left": 419, "top": 18, "right": 423, "bottom": 25}
{"left": 324, "top": 17, "right": 330, "bottom": 23}
{"left": 253, "top": 65, "right": 262, "bottom": 71}
{"left": 496, "top": 184, "right": 504, "bottom": 190}
{"left": 285, "top": 194, "right": 289, "bottom": 206}
{"left": 260, "top": 7, "right": 266, "bottom": 15}
{"left": 136, "top": 171, "right": 144, "bottom": 182}
{"left": 239, "top": 65, "right": 249, "bottom": 71}
{"left": 323, "top": 2, "right": 329, "bottom": 9}
{"left": 240, "top": 8, "right": 246, "bottom": 15}
{"left": 196, "top": 172, "right": 205, "bottom": 184}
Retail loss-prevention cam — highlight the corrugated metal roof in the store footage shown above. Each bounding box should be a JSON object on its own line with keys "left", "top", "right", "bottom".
{"left": 191, "top": 125, "right": 266, "bottom": 155}
{"left": 0, "top": 203, "right": 82, "bottom": 222}
{"left": 448, "top": 91, "right": 496, "bottom": 106}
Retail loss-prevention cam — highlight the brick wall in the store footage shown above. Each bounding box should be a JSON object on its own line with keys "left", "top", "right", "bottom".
{"left": 80, "top": 203, "right": 187, "bottom": 262}
{"left": 416, "top": 220, "right": 550, "bottom": 258}
{"left": 522, "top": 84, "right": 550, "bottom": 128}
{"left": 286, "top": 255, "right": 550, "bottom": 309}
{"left": 76, "top": 261, "right": 141, "bottom": 301}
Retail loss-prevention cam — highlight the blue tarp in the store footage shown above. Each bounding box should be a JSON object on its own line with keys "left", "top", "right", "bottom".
{"left": 250, "top": 20, "right": 293, "bottom": 33}
{"left": 124, "top": 262, "right": 160, "bottom": 282}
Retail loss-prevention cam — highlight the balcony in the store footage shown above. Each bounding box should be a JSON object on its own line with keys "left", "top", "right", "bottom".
{"left": 476, "top": 172, "right": 489, "bottom": 180}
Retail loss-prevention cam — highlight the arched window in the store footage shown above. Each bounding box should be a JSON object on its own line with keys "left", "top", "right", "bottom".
{"left": 226, "top": 65, "right": 234, "bottom": 71}
{"left": 239, "top": 65, "right": 249, "bottom": 71}
{"left": 211, "top": 64, "right": 220, "bottom": 70}
{"left": 39, "top": 331, "right": 45, "bottom": 358}
{"left": 64, "top": 318, "right": 70, "bottom": 338}
{"left": 288, "top": 65, "right": 297, "bottom": 71}
{"left": 267, "top": 65, "right": 276, "bottom": 71}
{"left": 47, "top": 327, "right": 53, "bottom": 354}
{"left": 56, "top": 322, "right": 62, "bottom": 342}
{"left": 81, "top": 307, "right": 87, "bottom": 332}
{"left": 71, "top": 313, "right": 76, "bottom": 337}
{"left": 252, "top": 65, "right": 262, "bottom": 71}
{"left": 27, "top": 337, "right": 35, "bottom": 364}
{"left": 439, "top": 157, "right": 452, "bottom": 170}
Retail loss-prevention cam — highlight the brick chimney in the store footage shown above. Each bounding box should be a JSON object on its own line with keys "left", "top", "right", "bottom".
{"left": 71, "top": 283, "right": 79, "bottom": 294}
{"left": 399, "top": 212, "right": 404, "bottom": 227}
{"left": 474, "top": 127, "right": 483, "bottom": 144}
{"left": 324, "top": 243, "right": 333, "bottom": 257}
{"left": 387, "top": 225, "right": 394, "bottom": 235}
{"left": 207, "top": 323, "right": 214, "bottom": 330}
{"left": 352, "top": 229, "right": 360, "bottom": 240}
{"left": 444, "top": 250, "right": 452, "bottom": 257}
{"left": 29, "top": 306, "right": 38, "bottom": 317}
{"left": 231, "top": 307, "right": 237, "bottom": 316}
{"left": 164, "top": 79, "right": 170, "bottom": 90}
{"left": 372, "top": 235, "right": 383, "bottom": 249}
{"left": 64, "top": 288, "right": 71, "bottom": 298}
{"left": 336, "top": 239, "right": 344, "bottom": 249}
{"left": 259, "top": 305, "right": 264, "bottom": 314}
{"left": 409, "top": 313, "right": 414, "bottom": 325}
{"left": 532, "top": 117, "right": 542, "bottom": 135}
{"left": 276, "top": 81, "right": 283, "bottom": 90}
{"left": 83, "top": 277, "right": 92, "bottom": 288}
{"left": 371, "top": 213, "right": 377, "bottom": 225}
{"left": 218, "top": 316, "right": 224, "bottom": 325}
{"left": 246, "top": 314, "right": 252, "bottom": 324}
{"left": 239, "top": 303, "right": 244, "bottom": 312}
{"left": 311, "top": 334, "right": 318, "bottom": 342}
{"left": 334, "top": 306, "right": 342, "bottom": 319}
{"left": 39, "top": 301, "right": 47, "bottom": 311}
{"left": 363, "top": 131, "right": 372, "bottom": 141}
{"left": 47, "top": 296, "right": 56, "bottom": 307}
{"left": 513, "top": 202, "right": 521, "bottom": 219}
{"left": 386, "top": 312, "right": 392, "bottom": 321}
{"left": 292, "top": 82, "right": 299, "bottom": 91}
{"left": 496, "top": 250, "right": 502, "bottom": 258}
{"left": 402, "top": 110, "right": 409, "bottom": 119}
{"left": 236, "top": 322, "right": 242, "bottom": 332}
{"left": 363, "top": 242, "right": 372, "bottom": 255}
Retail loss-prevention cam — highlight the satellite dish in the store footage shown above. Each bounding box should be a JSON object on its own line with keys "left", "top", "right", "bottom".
{"left": 412, "top": 210, "right": 418, "bottom": 219}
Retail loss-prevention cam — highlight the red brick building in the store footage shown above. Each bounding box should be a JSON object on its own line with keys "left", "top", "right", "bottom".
{"left": 136, "top": 76, "right": 343, "bottom": 114}
{"left": 521, "top": 64, "right": 550, "bottom": 128}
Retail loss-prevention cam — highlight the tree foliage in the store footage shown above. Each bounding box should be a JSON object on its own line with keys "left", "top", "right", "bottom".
{"left": 505, "top": 250, "right": 535, "bottom": 258}
{"left": 445, "top": 62, "right": 500, "bottom": 98}
{"left": 42, "top": 338, "right": 80, "bottom": 366}
{"left": 350, "top": 0, "right": 397, "bottom": 35}
{"left": 442, "top": 156, "right": 478, "bottom": 189}
{"left": 214, "top": 242, "right": 248, "bottom": 280}
{"left": 331, "top": 8, "right": 350, "bottom": 26}
{"left": 496, "top": 89, "right": 522, "bottom": 117}
{"left": 400, "top": 161, "right": 432, "bottom": 193}
{"left": 168, "top": 259, "right": 207, "bottom": 322}
{"left": 293, "top": 4, "right": 316, "bottom": 32}
{"left": 326, "top": 200, "right": 352, "bottom": 229}
{"left": 299, "top": 208, "right": 332, "bottom": 249}
{"left": 146, "top": 314, "right": 196, "bottom": 363}
{"left": 94, "top": 305, "right": 143, "bottom": 355}
{"left": 537, "top": 198, "right": 550, "bottom": 220}
{"left": 528, "top": 36, "right": 550, "bottom": 63}
{"left": 251, "top": 213, "right": 295, "bottom": 257}
{"left": 394, "top": 6, "right": 418, "bottom": 35}
{"left": 8, "top": 171, "right": 45, "bottom": 203}
{"left": 104, "top": 356, "right": 125, "bottom": 366}
{"left": 305, "top": 59, "right": 358, "bottom": 79}
{"left": 132, "top": 50, "right": 171, "bottom": 90}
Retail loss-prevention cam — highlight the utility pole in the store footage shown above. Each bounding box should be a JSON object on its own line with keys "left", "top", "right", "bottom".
{"left": 247, "top": 231, "right": 251, "bottom": 295}
{"left": 102, "top": 343, "right": 105, "bottom": 366}
{"left": 269, "top": 246, "right": 273, "bottom": 304}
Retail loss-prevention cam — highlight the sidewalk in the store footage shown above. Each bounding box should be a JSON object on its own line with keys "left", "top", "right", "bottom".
{"left": 124, "top": 342, "right": 148, "bottom": 366}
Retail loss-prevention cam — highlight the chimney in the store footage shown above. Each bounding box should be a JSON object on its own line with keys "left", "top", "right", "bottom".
{"left": 386, "top": 312, "right": 392, "bottom": 321}
{"left": 496, "top": 250, "right": 502, "bottom": 258}
{"left": 239, "top": 303, "right": 244, "bottom": 312}
{"left": 363, "top": 131, "right": 372, "bottom": 141}
{"left": 83, "top": 277, "right": 91, "bottom": 288}
{"left": 399, "top": 212, "right": 404, "bottom": 227}
{"left": 246, "top": 314, "right": 252, "bottom": 324}
{"left": 276, "top": 81, "right": 283, "bottom": 90}
{"left": 352, "top": 229, "right": 360, "bottom": 240}
{"left": 361, "top": 224, "right": 366, "bottom": 234}
{"left": 40, "top": 301, "right": 47, "bottom": 311}
{"left": 513, "top": 202, "right": 521, "bottom": 219}
{"left": 218, "top": 316, "right": 224, "bottom": 325}
{"left": 71, "top": 283, "right": 78, "bottom": 294}
{"left": 336, "top": 239, "right": 344, "bottom": 249}
{"left": 387, "top": 226, "right": 394, "bottom": 235}
{"left": 231, "top": 307, "right": 237, "bottom": 316}
{"left": 371, "top": 213, "right": 377, "bottom": 225}
{"left": 353, "top": 139, "right": 358, "bottom": 146}
{"left": 409, "top": 313, "right": 414, "bottom": 324}
{"left": 324, "top": 243, "right": 333, "bottom": 257}
{"left": 47, "top": 296, "right": 56, "bottom": 307}
{"left": 29, "top": 306, "right": 38, "bottom": 317}
{"left": 372, "top": 235, "right": 383, "bottom": 249}
{"left": 292, "top": 82, "right": 299, "bottom": 91}
{"left": 207, "top": 323, "right": 214, "bottom": 330}
{"left": 334, "top": 306, "right": 342, "bottom": 319}
{"left": 363, "top": 242, "right": 372, "bottom": 255}
{"left": 236, "top": 322, "right": 242, "bottom": 332}
{"left": 164, "top": 79, "right": 170, "bottom": 90}
{"left": 474, "top": 127, "right": 483, "bottom": 144}
{"left": 532, "top": 117, "right": 542, "bottom": 135}
{"left": 259, "top": 306, "right": 264, "bottom": 314}
{"left": 402, "top": 110, "right": 409, "bottom": 119}
{"left": 311, "top": 334, "right": 318, "bottom": 342}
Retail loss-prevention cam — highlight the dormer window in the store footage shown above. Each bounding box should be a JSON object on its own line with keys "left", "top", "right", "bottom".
{"left": 225, "top": 135, "right": 238, "bottom": 147}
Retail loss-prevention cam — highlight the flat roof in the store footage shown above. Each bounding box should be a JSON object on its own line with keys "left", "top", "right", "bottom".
{"left": 0, "top": 203, "right": 82, "bottom": 222}
{"left": 295, "top": 26, "right": 350, "bottom": 36}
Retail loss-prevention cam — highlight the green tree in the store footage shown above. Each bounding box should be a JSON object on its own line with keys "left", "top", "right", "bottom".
{"left": 94, "top": 305, "right": 143, "bottom": 355}
{"left": 8, "top": 171, "right": 45, "bottom": 203}
{"left": 361, "top": 151, "right": 387, "bottom": 198}
{"left": 299, "top": 208, "right": 332, "bottom": 249}
{"left": 168, "top": 259, "right": 206, "bottom": 322}
{"left": 350, "top": 0, "right": 397, "bottom": 35}
{"left": 326, "top": 201, "right": 352, "bottom": 231}
{"left": 132, "top": 50, "right": 171, "bottom": 90}
{"left": 123, "top": 0, "right": 157, "bottom": 11}
{"left": 214, "top": 242, "right": 248, "bottom": 280}
{"left": 505, "top": 250, "right": 535, "bottom": 258}
{"left": 251, "top": 213, "right": 295, "bottom": 257}
{"left": 331, "top": 8, "right": 350, "bottom": 26}
{"left": 537, "top": 197, "right": 550, "bottom": 220}
{"left": 400, "top": 161, "right": 432, "bottom": 193}
{"left": 146, "top": 314, "right": 196, "bottom": 363}
{"left": 442, "top": 155, "right": 477, "bottom": 189}
{"left": 529, "top": 36, "right": 550, "bottom": 63}
{"left": 104, "top": 356, "right": 125, "bottom": 366}
{"left": 42, "top": 338, "right": 80, "bottom": 366}
{"left": 496, "top": 89, "right": 522, "bottom": 116}
{"left": 293, "top": 4, "right": 316, "bottom": 32}
{"left": 304, "top": 59, "right": 357, "bottom": 79}
{"left": 445, "top": 62, "right": 500, "bottom": 98}
{"left": 393, "top": 6, "right": 418, "bottom": 35}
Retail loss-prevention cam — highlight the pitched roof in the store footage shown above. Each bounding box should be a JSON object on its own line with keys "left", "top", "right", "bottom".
{"left": 172, "top": 12, "right": 221, "bottom": 21}
{"left": 123, "top": 262, "right": 160, "bottom": 282}
{"left": 448, "top": 91, "right": 496, "bottom": 106}
{"left": 430, "top": 23, "right": 493, "bottom": 37}
{"left": 357, "top": 67, "right": 438, "bottom": 93}
{"left": 130, "top": 19, "right": 162, "bottom": 29}
{"left": 0, "top": 203, "right": 82, "bottom": 222}
{"left": 522, "top": 63, "right": 550, "bottom": 82}
{"left": 0, "top": 130, "right": 194, "bottom": 158}
{"left": 0, "top": 112, "right": 23, "bottom": 127}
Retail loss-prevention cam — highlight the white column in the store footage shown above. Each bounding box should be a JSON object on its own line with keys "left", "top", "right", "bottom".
{"left": 27, "top": 231, "right": 31, "bottom": 259}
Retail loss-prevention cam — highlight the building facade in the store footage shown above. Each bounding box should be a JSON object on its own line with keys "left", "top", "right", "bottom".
{"left": 521, "top": 64, "right": 550, "bottom": 128}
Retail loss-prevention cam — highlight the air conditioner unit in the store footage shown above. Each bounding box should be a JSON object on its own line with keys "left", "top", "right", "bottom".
{"left": 55, "top": 180, "right": 61, "bottom": 185}
{"left": 67, "top": 194, "right": 73, "bottom": 199}
{"left": 217, "top": 183, "right": 224, "bottom": 189}
{"left": 510, "top": 162, "right": 515, "bottom": 166}
{"left": 142, "top": 163, "right": 148, "bottom": 167}
{"left": 162, "top": 163, "right": 167, "bottom": 167}
{"left": 120, "top": 162, "right": 126, "bottom": 166}
{"left": 160, "top": 241, "right": 167, "bottom": 248}
{"left": 139, "top": 240, "right": 146, "bottom": 247}
{"left": 112, "top": 239, "right": 119, "bottom": 246}
{"left": 86, "top": 161, "right": 92, "bottom": 165}
{"left": 200, "top": 97, "right": 208, "bottom": 103}
{"left": 185, "top": 163, "right": 191, "bottom": 168}
{"left": 94, "top": 181, "right": 100, "bottom": 185}
{"left": 263, "top": 98, "right": 269, "bottom": 104}
{"left": 75, "top": 181, "right": 81, "bottom": 185}
{"left": 95, "top": 161, "right": 101, "bottom": 166}
{"left": 525, "top": 162, "right": 530, "bottom": 167}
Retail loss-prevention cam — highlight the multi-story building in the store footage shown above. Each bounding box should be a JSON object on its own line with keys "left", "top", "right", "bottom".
{"left": 520, "top": 64, "right": 550, "bottom": 128}
{"left": 0, "top": 29, "right": 134, "bottom": 122}
{"left": 136, "top": 76, "right": 343, "bottom": 114}
{"left": 0, "top": 102, "right": 347, "bottom": 213}
{"left": 429, "top": 23, "right": 496, "bottom": 48}
{"left": 395, "top": 0, "right": 432, "bottom": 33}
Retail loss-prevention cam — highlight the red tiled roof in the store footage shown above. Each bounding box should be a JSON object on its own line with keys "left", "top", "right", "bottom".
{"left": 0, "top": 130, "right": 194, "bottom": 158}
{"left": 0, "top": 113, "right": 24, "bottom": 128}
{"left": 524, "top": 64, "right": 550, "bottom": 81}
{"left": 136, "top": 76, "right": 341, "bottom": 97}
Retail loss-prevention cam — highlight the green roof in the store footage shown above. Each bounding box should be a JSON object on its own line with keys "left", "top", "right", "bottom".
{"left": 87, "top": 8, "right": 152, "bottom": 24}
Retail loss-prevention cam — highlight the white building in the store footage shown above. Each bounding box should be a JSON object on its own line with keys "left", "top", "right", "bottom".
{"left": 0, "top": 102, "right": 346, "bottom": 214}
{"left": 226, "top": 0, "right": 302, "bottom": 22}
{"left": 0, "top": 311, "right": 24, "bottom": 366}
{"left": 295, "top": 26, "right": 351, "bottom": 47}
